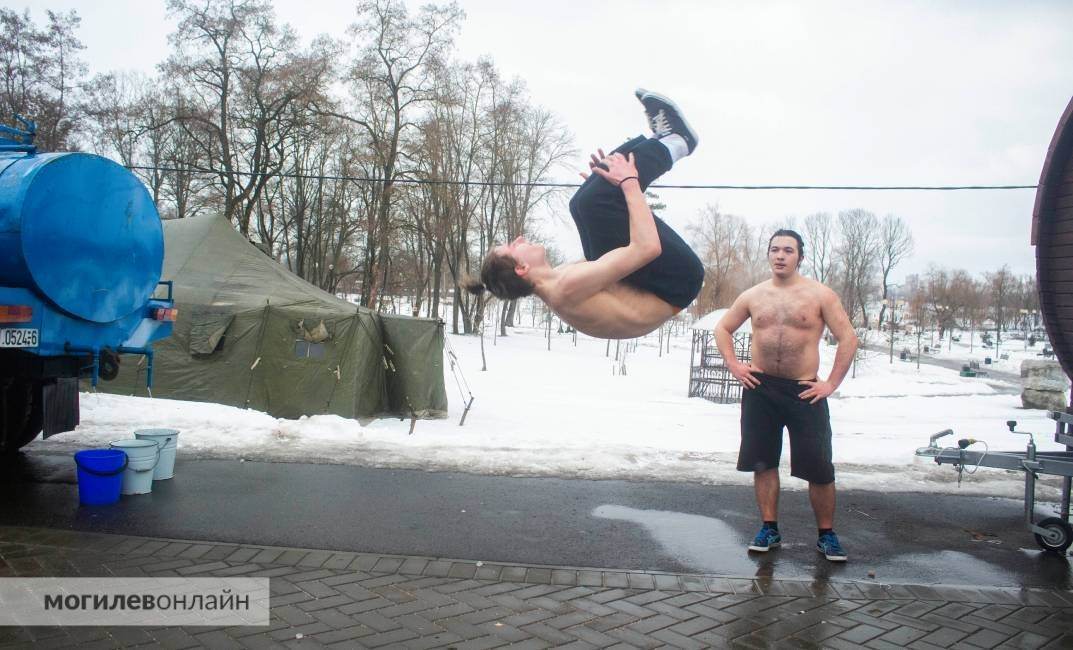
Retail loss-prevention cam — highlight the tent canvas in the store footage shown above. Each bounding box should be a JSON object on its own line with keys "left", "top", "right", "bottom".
{"left": 102, "top": 215, "right": 447, "bottom": 420}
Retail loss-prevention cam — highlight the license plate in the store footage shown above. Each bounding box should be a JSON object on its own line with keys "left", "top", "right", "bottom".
{"left": 0, "top": 328, "right": 39, "bottom": 348}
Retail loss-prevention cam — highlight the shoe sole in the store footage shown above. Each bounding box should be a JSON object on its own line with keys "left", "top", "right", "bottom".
{"left": 747, "top": 542, "right": 780, "bottom": 552}
{"left": 635, "top": 89, "right": 699, "bottom": 149}
{"left": 818, "top": 548, "right": 847, "bottom": 562}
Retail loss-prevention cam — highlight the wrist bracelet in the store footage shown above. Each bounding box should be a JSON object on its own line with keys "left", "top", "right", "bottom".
{"left": 618, "top": 176, "right": 639, "bottom": 187}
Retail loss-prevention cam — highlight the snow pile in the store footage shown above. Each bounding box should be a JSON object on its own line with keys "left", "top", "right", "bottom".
{"left": 32, "top": 324, "right": 1068, "bottom": 499}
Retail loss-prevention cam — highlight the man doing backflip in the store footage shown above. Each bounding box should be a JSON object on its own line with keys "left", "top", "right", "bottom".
{"left": 465, "top": 90, "right": 705, "bottom": 339}
{"left": 715, "top": 230, "right": 858, "bottom": 561}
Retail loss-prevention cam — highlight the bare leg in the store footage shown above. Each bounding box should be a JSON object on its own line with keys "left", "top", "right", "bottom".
{"left": 754, "top": 468, "right": 780, "bottom": 521}
{"left": 809, "top": 481, "right": 836, "bottom": 529}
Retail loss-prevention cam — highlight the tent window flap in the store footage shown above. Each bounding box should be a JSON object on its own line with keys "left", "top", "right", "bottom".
{"left": 189, "top": 313, "right": 236, "bottom": 355}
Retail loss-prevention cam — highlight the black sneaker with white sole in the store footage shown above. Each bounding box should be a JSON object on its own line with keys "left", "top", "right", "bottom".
{"left": 634, "top": 88, "right": 699, "bottom": 154}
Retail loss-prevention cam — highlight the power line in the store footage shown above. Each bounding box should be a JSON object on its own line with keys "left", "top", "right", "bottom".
{"left": 126, "top": 165, "right": 1038, "bottom": 191}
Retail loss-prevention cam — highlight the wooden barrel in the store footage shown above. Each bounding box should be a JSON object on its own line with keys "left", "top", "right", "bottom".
{"left": 1034, "top": 95, "right": 1073, "bottom": 380}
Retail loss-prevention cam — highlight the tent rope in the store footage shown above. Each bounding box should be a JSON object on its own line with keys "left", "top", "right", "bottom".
{"left": 443, "top": 336, "right": 473, "bottom": 401}
{"left": 443, "top": 336, "right": 475, "bottom": 426}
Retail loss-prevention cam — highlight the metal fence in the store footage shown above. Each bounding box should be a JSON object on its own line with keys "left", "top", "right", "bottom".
{"left": 688, "top": 329, "right": 751, "bottom": 403}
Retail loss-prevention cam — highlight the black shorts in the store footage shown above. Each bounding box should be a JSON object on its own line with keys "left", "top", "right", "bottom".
{"left": 736, "top": 372, "right": 835, "bottom": 484}
{"left": 567, "top": 135, "right": 705, "bottom": 310}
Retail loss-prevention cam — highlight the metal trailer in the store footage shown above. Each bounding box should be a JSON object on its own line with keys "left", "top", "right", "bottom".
{"left": 918, "top": 411, "right": 1073, "bottom": 553}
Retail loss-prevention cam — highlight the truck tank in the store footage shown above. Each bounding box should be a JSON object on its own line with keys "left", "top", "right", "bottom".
{"left": 0, "top": 117, "right": 175, "bottom": 453}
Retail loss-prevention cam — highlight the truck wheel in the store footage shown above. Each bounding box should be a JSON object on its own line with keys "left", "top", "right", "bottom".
{"left": 0, "top": 380, "right": 43, "bottom": 455}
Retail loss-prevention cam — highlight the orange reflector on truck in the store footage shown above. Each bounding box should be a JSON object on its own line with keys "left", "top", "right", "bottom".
{"left": 0, "top": 305, "right": 33, "bottom": 323}
{"left": 153, "top": 308, "right": 178, "bottom": 322}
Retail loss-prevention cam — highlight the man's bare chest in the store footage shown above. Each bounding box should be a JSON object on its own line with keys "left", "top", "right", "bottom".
{"left": 751, "top": 293, "right": 822, "bottom": 332}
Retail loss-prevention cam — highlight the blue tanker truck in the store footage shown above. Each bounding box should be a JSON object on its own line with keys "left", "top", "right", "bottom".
{"left": 0, "top": 117, "right": 175, "bottom": 453}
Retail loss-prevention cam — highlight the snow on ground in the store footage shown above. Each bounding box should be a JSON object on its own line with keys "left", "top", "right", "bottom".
{"left": 31, "top": 322, "right": 1072, "bottom": 500}
{"left": 884, "top": 328, "right": 1053, "bottom": 376}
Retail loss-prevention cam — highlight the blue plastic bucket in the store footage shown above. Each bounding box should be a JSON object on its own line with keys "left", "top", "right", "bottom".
{"left": 109, "top": 439, "right": 160, "bottom": 495}
{"left": 134, "top": 429, "right": 179, "bottom": 480}
{"left": 73, "top": 450, "right": 128, "bottom": 506}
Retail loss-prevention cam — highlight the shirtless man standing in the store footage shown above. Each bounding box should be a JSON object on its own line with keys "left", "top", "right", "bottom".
{"left": 714, "top": 230, "right": 859, "bottom": 561}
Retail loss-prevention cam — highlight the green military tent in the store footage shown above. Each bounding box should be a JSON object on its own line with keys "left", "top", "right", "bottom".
{"left": 103, "top": 215, "right": 448, "bottom": 420}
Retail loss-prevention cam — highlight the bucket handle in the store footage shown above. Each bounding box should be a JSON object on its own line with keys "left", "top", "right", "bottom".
{"left": 76, "top": 455, "right": 129, "bottom": 477}
{"left": 130, "top": 444, "right": 162, "bottom": 473}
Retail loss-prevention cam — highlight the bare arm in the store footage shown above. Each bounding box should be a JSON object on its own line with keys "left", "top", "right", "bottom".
{"left": 558, "top": 152, "right": 661, "bottom": 303}
{"left": 621, "top": 178, "right": 660, "bottom": 262}
{"left": 821, "top": 288, "right": 859, "bottom": 389}
{"left": 798, "top": 287, "right": 859, "bottom": 403}
{"left": 715, "top": 291, "right": 761, "bottom": 388}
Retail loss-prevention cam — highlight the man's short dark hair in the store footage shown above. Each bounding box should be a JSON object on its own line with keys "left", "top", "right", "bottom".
{"left": 768, "top": 229, "right": 805, "bottom": 261}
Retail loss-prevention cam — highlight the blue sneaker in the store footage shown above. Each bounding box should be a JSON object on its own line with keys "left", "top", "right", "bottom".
{"left": 748, "top": 525, "right": 781, "bottom": 552}
{"left": 817, "top": 531, "right": 848, "bottom": 562}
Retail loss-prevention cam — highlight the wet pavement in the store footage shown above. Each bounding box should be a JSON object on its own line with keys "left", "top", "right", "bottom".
{"left": 2, "top": 450, "right": 1073, "bottom": 647}
{"left": 3, "top": 451, "right": 1073, "bottom": 588}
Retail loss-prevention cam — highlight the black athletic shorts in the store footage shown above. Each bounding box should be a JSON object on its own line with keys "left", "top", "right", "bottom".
{"left": 736, "top": 372, "right": 835, "bottom": 484}
{"left": 567, "top": 135, "right": 705, "bottom": 310}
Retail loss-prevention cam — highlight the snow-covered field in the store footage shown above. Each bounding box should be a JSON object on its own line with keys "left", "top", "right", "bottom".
{"left": 29, "top": 321, "right": 1072, "bottom": 500}
{"left": 881, "top": 327, "right": 1051, "bottom": 376}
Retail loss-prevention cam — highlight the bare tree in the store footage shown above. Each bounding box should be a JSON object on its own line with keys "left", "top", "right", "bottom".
{"left": 902, "top": 273, "right": 931, "bottom": 357}
{"left": 1007, "top": 274, "right": 1040, "bottom": 339}
{"left": 319, "top": 0, "right": 463, "bottom": 308}
{"left": 1025, "top": 274, "right": 1039, "bottom": 311}
{"left": 63, "top": 0, "right": 608, "bottom": 326}
{"left": 164, "top": 0, "right": 330, "bottom": 235}
{"left": 944, "top": 269, "right": 973, "bottom": 343}
{"left": 82, "top": 71, "right": 181, "bottom": 208}
{"left": 463, "top": 73, "right": 573, "bottom": 336}
{"left": 0, "top": 8, "right": 85, "bottom": 151}
{"left": 964, "top": 276, "right": 989, "bottom": 352}
{"left": 835, "top": 209, "right": 881, "bottom": 327}
{"left": 159, "top": 88, "right": 214, "bottom": 218}
{"left": 82, "top": 71, "right": 152, "bottom": 167}
{"left": 986, "top": 264, "right": 1017, "bottom": 348}
{"left": 492, "top": 102, "right": 574, "bottom": 334}
{"left": 274, "top": 112, "right": 344, "bottom": 287}
{"left": 432, "top": 60, "right": 492, "bottom": 325}
{"left": 877, "top": 214, "right": 914, "bottom": 329}
{"left": 688, "top": 204, "right": 754, "bottom": 313}
{"left": 923, "top": 266, "right": 962, "bottom": 340}
{"left": 416, "top": 58, "right": 494, "bottom": 332}
{"left": 802, "top": 212, "right": 837, "bottom": 283}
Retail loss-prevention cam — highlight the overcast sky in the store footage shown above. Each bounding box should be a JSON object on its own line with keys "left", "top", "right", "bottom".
{"left": 18, "top": 0, "right": 1073, "bottom": 283}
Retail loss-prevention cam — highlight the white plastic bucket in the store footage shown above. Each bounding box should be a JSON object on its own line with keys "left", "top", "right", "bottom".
{"left": 109, "top": 439, "right": 159, "bottom": 495}
{"left": 134, "top": 428, "right": 179, "bottom": 480}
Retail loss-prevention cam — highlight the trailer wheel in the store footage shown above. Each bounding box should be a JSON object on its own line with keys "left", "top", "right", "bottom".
{"left": 0, "top": 379, "right": 43, "bottom": 455}
{"left": 1034, "top": 517, "right": 1073, "bottom": 554}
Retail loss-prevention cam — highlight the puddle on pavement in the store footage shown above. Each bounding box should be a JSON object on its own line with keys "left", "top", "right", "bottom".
{"left": 592, "top": 504, "right": 786, "bottom": 577}
{"left": 589, "top": 505, "right": 1073, "bottom": 587}
{"left": 1015, "top": 548, "right": 1073, "bottom": 589}
{"left": 885, "top": 550, "right": 1024, "bottom": 587}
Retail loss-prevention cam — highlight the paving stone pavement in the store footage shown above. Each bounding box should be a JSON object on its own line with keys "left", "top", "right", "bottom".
{"left": 2, "top": 525, "right": 1073, "bottom": 649}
